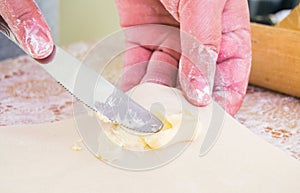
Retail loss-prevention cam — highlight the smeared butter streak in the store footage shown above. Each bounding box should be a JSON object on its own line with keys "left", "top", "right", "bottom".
{"left": 95, "top": 110, "right": 182, "bottom": 151}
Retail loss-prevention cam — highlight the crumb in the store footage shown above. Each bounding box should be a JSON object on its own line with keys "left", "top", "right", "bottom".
{"left": 71, "top": 140, "right": 83, "bottom": 152}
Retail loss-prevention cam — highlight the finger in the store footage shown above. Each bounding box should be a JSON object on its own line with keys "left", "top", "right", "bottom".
{"left": 123, "top": 27, "right": 180, "bottom": 90}
{"left": 177, "top": 0, "right": 224, "bottom": 106}
{"left": 213, "top": 0, "right": 251, "bottom": 115}
{"left": 121, "top": 43, "right": 152, "bottom": 92}
{"left": 116, "top": 0, "right": 179, "bottom": 27}
{"left": 116, "top": 0, "right": 180, "bottom": 91}
{"left": 122, "top": 34, "right": 180, "bottom": 91}
{"left": 141, "top": 50, "right": 179, "bottom": 87}
{"left": 140, "top": 24, "right": 181, "bottom": 87}
{"left": 0, "top": 0, "right": 54, "bottom": 59}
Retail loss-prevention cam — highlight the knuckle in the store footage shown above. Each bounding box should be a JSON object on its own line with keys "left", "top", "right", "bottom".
{"left": 15, "top": 8, "right": 34, "bottom": 21}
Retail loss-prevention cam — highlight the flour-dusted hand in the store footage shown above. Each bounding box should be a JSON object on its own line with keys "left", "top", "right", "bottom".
{"left": 116, "top": 0, "right": 251, "bottom": 116}
{"left": 0, "top": 0, "right": 54, "bottom": 59}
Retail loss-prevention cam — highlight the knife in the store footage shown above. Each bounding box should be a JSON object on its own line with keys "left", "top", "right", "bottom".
{"left": 1, "top": 30, "right": 163, "bottom": 134}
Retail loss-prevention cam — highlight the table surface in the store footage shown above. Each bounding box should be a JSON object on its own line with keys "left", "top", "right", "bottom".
{"left": 0, "top": 41, "right": 299, "bottom": 160}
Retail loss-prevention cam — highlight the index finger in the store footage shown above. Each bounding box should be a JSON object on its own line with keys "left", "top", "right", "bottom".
{"left": 0, "top": 0, "right": 54, "bottom": 59}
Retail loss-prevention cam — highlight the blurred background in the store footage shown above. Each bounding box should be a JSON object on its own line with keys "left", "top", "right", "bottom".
{"left": 59, "top": 0, "right": 120, "bottom": 45}
{"left": 248, "top": 0, "right": 299, "bottom": 25}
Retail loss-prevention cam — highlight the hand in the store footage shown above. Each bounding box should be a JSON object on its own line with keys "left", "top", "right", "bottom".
{"left": 116, "top": 0, "right": 251, "bottom": 116}
{"left": 0, "top": 0, "right": 54, "bottom": 59}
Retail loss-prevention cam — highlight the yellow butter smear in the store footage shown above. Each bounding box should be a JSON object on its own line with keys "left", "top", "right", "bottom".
{"left": 140, "top": 113, "right": 175, "bottom": 149}
{"left": 156, "top": 113, "right": 173, "bottom": 130}
{"left": 96, "top": 111, "right": 181, "bottom": 151}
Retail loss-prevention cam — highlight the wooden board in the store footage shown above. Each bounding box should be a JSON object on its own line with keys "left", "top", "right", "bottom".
{"left": 250, "top": 23, "right": 300, "bottom": 97}
{"left": 0, "top": 100, "right": 299, "bottom": 192}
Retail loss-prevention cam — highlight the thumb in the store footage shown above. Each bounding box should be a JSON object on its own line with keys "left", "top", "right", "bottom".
{"left": 178, "top": 0, "right": 224, "bottom": 106}
{"left": 0, "top": 0, "right": 54, "bottom": 59}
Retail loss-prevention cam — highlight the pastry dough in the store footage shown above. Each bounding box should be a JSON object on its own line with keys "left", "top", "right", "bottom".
{"left": 1, "top": 83, "right": 300, "bottom": 193}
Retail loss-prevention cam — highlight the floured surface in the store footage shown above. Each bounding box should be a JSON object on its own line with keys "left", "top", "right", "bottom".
{"left": 236, "top": 85, "right": 300, "bottom": 159}
{"left": 0, "top": 56, "right": 75, "bottom": 125}
{"left": 0, "top": 84, "right": 300, "bottom": 193}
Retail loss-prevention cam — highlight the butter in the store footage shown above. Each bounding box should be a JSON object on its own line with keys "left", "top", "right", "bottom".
{"left": 96, "top": 112, "right": 182, "bottom": 151}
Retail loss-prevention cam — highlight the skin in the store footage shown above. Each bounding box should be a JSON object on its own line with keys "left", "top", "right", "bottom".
{"left": 116, "top": 0, "right": 252, "bottom": 116}
{"left": 0, "top": 0, "right": 54, "bottom": 59}
{"left": 0, "top": 0, "right": 251, "bottom": 116}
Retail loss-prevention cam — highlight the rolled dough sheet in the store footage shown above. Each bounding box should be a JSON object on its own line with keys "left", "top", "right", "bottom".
{"left": 0, "top": 83, "right": 299, "bottom": 193}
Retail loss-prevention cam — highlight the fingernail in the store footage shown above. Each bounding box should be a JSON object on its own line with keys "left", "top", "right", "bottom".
{"left": 181, "top": 74, "right": 212, "bottom": 106}
{"left": 191, "top": 78, "right": 212, "bottom": 105}
{"left": 22, "top": 21, "right": 54, "bottom": 59}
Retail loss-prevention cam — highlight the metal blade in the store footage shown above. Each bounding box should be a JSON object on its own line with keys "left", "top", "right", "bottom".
{"left": 42, "top": 46, "right": 163, "bottom": 133}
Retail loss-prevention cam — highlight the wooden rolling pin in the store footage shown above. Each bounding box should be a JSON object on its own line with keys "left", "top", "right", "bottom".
{"left": 249, "top": 5, "right": 300, "bottom": 98}
{"left": 275, "top": 4, "right": 300, "bottom": 31}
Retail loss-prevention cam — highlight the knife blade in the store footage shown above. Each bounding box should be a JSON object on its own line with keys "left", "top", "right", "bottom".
{"left": 1, "top": 31, "right": 163, "bottom": 134}
{"left": 44, "top": 46, "right": 163, "bottom": 133}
